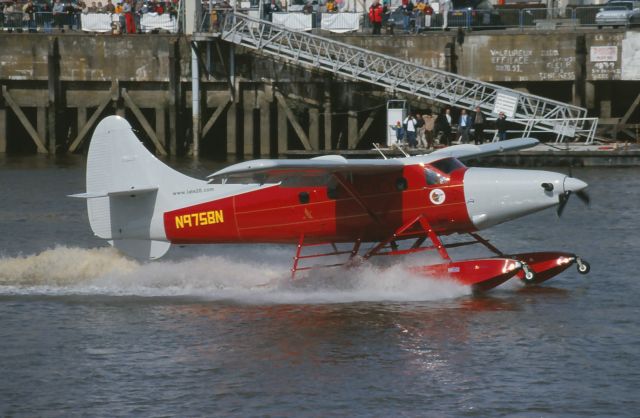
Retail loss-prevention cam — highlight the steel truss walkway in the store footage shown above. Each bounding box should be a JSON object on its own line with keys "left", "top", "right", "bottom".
{"left": 218, "top": 13, "right": 597, "bottom": 143}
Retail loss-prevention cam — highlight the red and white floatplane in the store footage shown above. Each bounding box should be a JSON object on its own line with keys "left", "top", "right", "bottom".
{"left": 72, "top": 116, "right": 591, "bottom": 292}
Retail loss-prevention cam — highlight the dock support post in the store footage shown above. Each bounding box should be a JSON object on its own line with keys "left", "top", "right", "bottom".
{"left": 600, "top": 84, "right": 612, "bottom": 119}
{"left": 191, "top": 45, "right": 201, "bottom": 158}
{"left": 227, "top": 102, "right": 237, "bottom": 161}
{"left": 0, "top": 93, "right": 5, "bottom": 153}
{"left": 156, "top": 107, "right": 166, "bottom": 150}
{"left": 277, "top": 97, "right": 288, "bottom": 155}
{"left": 47, "top": 37, "right": 60, "bottom": 154}
{"left": 309, "top": 107, "right": 320, "bottom": 151}
{"left": 323, "top": 88, "right": 331, "bottom": 150}
{"left": 243, "top": 88, "right": 254, "bottom": 158}
{"left": 77, "top": 107, "right": 87, "bottom": 141}
{"left": 347, "top": 110, "right": 358, "bottom": 149}
{"left": 259, "top": 89, "right": 271, "bottom": 157}
{"left": 169, "top": 39, "right": 180, "bottom": 156}
{"left": 573, "top": 35, "right": 586, "bottom": 108}
{"left": 38, "top": 107, "right": 47, "bottom": 148}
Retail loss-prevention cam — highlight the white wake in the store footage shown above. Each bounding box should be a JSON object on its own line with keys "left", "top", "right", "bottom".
{"left": 0, "top": 246, "right": 470, "bottom": 303}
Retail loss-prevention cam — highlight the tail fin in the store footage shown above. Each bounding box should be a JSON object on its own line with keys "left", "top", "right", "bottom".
{"left": 71, "top": 116, "right": 208, "bottom": 260}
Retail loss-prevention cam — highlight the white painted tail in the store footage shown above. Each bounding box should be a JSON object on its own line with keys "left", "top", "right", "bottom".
{"left": 71, "top": 116, "right": 209, "bottom": 260}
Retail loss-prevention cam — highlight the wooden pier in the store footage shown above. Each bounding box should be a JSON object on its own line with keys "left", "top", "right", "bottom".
{"left": 0, "top": 29, "right": 638, "bottom": 163}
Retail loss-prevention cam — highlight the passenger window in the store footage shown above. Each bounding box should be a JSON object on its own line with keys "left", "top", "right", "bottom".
{"left": 396, "top": 177, "right": 408, "bottom": 191}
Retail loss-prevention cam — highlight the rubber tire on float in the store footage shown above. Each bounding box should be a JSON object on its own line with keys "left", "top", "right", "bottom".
{"left": 577, "top": 258, "right": 590, "bottom": 275}
{"left": 523, "top": 267, "right": 536, "bottom": 283}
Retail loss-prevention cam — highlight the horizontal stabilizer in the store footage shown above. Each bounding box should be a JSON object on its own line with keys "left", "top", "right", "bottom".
{"left": 69, "top": 185, "right": 158, "bottom": 199}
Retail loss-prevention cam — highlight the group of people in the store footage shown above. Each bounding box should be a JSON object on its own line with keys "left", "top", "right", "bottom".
{"left": 392, "top": 107, "right": 509, "bottom": 149}
{"left": 0, "top": 0, "right": 177, "bottom": 33}
{"left": 369, "top": 0, "right": 454, "bottom": 34}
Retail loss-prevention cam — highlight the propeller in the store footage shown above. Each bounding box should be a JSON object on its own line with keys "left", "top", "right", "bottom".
{"left": 557, "top": 185, "right": 590, "bottom": 217}
{"left": 556, "top": 149, "right": 590, "bottom": 217}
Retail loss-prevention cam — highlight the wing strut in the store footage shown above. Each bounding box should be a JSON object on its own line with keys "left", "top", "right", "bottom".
{"left": 363, "top": 215, "right": 451, "bottom": 261}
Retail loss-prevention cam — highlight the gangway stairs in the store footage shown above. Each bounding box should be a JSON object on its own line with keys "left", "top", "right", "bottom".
{"left": 217, "top": 13, "right": 598, "bottom": 144}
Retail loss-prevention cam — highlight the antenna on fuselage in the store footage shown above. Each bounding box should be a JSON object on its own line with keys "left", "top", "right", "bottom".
{"left": 372, "top": 143, "right": 388, "bottom": 159}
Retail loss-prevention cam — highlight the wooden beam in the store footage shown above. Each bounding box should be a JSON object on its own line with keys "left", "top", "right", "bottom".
{"left": 156, "top": 107, "right": 166, "bottom": 149}
{"left": 68, "top": 87, "right": 115, "bottom": 152}
{"left": 0, "top": 95, "right": 6, "bottom": 153}
{"left": 243, "top": 91, "right": 254, "bottom": 158}
{"left": 274, "top": 91, "right": 312, "bottom": 151}
{"left": 169, "top": 39, "right": 179, "bottom": 156}
{"left": 277, "top": 99, "right": 288, "bottom": 155}
{"left": 323, "top": 93, "right": 331, "bottom": 150}
{"left": 355, "top": 108, "right": 378, "bottom": 147}
{"left": 226, "top": 102, "right": 237, "bottom": 160}
{"left": 618, "top": 92, "right": 640, "bottom": 128}
{"left": 202, "top": 97, "right": 230, "bottom": 137}
{"left": 347, "top": 111, "right": 358, "bottom": 150}
{"left": 309, "top": 108, "right": 320, "bottom": 150}
{"left": 2, "top": 86, "right": 47, "bottom": 153}
{"left": 37, "top": 107, "right": 46, "bottom": 147}
{"left": 260, "top": 94, "right": 271, "bottom": 157}
{"left": 121, "top": 88, "right": 167, "bottom": 156}
{"left": 47, "top": 37, "right": 60, "bottom": 155}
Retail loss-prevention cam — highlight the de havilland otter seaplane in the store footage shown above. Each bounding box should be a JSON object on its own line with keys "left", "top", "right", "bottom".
{"left": 72, "top": 116, "right": 591, "bottom": 292}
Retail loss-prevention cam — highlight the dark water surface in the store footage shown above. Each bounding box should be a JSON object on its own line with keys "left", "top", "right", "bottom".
{"left": 1, "top": 155, "right": 639, "bottom": 417}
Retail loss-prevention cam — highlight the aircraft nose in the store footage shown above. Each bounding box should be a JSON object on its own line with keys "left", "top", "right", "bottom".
{"left": 563, "top": 176, "right": 588, "bottom": 194}
{"left": 463, "top": 168, "right": 587, "bottom": 230}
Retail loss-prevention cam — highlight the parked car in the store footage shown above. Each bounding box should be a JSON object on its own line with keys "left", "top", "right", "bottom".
{"left": 449, "top": 0, "right": 502, "bottom": 29}
{"left": 595, "top": 0, "right": 640, "bottom": 28}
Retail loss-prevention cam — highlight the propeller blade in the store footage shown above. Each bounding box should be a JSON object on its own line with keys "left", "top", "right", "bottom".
{"left": 557, "top": 191, "right": 570, "bottom": 217}
{"left": 576, "top": 190, "right": 591, "bottom": 206}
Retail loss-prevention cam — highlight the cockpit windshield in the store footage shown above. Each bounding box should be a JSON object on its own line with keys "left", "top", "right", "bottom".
{"left": 424, "top": 158, "right": 465, "bottom": 185}
{"left": 431, "top": 158, "right": 465, "bottom": 174}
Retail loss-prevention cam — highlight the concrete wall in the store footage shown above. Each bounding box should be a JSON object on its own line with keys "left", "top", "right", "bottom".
{"left": 337, "top": 30, "right": 640, "bottom": 82}
{"left": 0, "top": 34, "right": 191, "bottom": 82}
{"left": 2, "top": 30, "right": 638, "bottom": 84}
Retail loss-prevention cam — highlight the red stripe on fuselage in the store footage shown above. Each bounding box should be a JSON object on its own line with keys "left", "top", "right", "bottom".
{"left": 164, "top": 165, "right": 473, "bottom": 244}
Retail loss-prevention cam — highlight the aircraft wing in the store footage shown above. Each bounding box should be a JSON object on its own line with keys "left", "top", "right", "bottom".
{"left": 208, "top": 137, "right": 539, "bottom": 181}
{"left": 208, "top": 155, "right": 406, "bottom": 181}
{"left": 422, "top": 137, "right": 539, "bottom": 161}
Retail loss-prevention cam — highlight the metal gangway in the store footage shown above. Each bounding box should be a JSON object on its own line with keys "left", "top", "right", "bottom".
{"left": 217, "top": 13, "right": 598, "bottom": 144}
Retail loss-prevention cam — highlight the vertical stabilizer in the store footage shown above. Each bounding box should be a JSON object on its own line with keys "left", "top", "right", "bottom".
{"left": 74, "top": 116, "right": 209, "bottom": 260}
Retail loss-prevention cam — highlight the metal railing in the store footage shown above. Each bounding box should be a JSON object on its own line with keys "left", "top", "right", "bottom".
{"left": 0, "top": 9, "right": 183, "bottom": 32}
{"left": 0, "top": 5, "right": 613, "bottom": 33}
{"left": 218, "top": 13, "right": 596, "bottom": 143}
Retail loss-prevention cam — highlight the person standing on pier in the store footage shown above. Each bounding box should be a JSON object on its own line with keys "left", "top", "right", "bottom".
{"left": 403, "top": 113, "right": 418, "bottom": 148}
{"left": 52, "top": 0, "right": 65, "bottom": 31}
{"left": 458, "top": 109, "right": 470, "bottom": 144}
{"left": 496, "top": 112, "right": 508, "bottom": 141}
{"left": 423, "top": 109, "right": 436, "bottom": 149}
{"left": 123, "top": 0, "right": 136, "bottom": 33}
{"left": 439, "top": 0, "right": 451, "bottom": 30}
{"left": 400, "top": 0, "right": 414, "bottom": 33}
{"left": 471, "top": 105, "right": 486, "bottom": 144}
{"left": 416, "top": 112, "right": 426, "bottom": 147}
{"left": 369, "top": 0, "right": 383, "bottom": 35}
{"left": 391, "top": 121, "right": 405, "bottom": 145}
{"left": 436, "top": 107, "right": 453, "bottom": 146}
